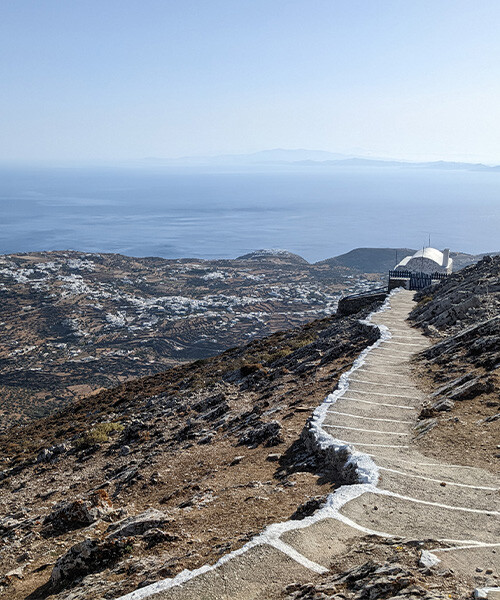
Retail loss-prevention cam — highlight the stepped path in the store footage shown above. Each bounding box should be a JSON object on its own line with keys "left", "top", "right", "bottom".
{"left": 119, "top": 290, "right": 500, "bottom": 600}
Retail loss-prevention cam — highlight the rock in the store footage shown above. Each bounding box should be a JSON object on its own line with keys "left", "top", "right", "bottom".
{"left": 240, "top": 363, "right": 268, "bottom": 378}
{"left": 4, "top": 566, "right": 24, "bottom": 580}
{"left": 290, "top": 496, "right": 328, "bottom": 520}
{"left": 230, "top": 456, "right": 244, "bottom": 465}
{"left": 238, "top": 420, "right": 283, "bottom": 447}
{"left": 36, "top": 443, "right": 70, "bottom": 463}
{"left": 419, "top": 550, "right": 441, "bottom": 568}
{"left": 106, "top": 508, "right": 169, "bottom": 539}
{"left": 0, "top": 515, "right": 24, "bottom": 536}
{"left": 43, "top": 490, "right": 113, "bottom": 532}
{"left": 120, "top": 445, "right": 131, "bottom": 456}
{"left": 142, "top": 528, "right": 179, "bottom": 547}
{"left": 50, "top": 537, "right": 133, "bottom": 587}
{"left": 36, "top": 448, "right": 54, "bottom": 463}
{"left": 414, "top": 418, "right": 438, "bottom": 437}
{"left": 483, "top": 413, "right": 500, "bottom": 423}
{"left": 266, "top": 453, "right": 281, "bottom": 462}
{"left": 43, "top": 490, "right": 113, "bottom": 531}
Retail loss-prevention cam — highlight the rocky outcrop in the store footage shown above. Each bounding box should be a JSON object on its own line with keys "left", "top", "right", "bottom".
{"left": 106, "top": 508, "right": 169, "bottom": 539}
{"left": 50, "top": 537, "right": 133, "bottom": 587}
{"left": 410, "top": 256, "right": 499, "bottom": 466}
{"left": 337, "top": 291, "right": 387, "bottom": 316}
{"left": 411, "top": 255, "right": 500, "bottom": 336}
{"left": 284, "top": 561, "right": 441, "bottom": 600}
{"left": 238, "top": 420, "right": 283, "bottom": 447}
{"left": 43, "top": 490, "right": 114, "bottom": 532}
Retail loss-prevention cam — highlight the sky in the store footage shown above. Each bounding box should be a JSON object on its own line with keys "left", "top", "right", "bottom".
{"left": 2, "top": 0, "right": 500, "bottom": 163}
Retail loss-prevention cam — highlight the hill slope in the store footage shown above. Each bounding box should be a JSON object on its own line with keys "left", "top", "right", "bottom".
{"left": 317, "top": 247, "right": 416, "bottom": 273}
{"left": 410, "top": 255, "right": 500, "bottom": 469}
{"left": 0, "top": 301, "right": 381, "bottom": 599}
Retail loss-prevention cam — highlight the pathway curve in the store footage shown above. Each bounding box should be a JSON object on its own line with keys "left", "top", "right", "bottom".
{"left": 118, "top": 290, "right": 500, "bottom": 600}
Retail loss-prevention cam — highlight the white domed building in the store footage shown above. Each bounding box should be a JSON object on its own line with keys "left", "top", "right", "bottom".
{"left": 395, "top": 247, "right": 452, "bottom": 275}
{"left": 389, "top": 247, "right": 452, "bottom": 290}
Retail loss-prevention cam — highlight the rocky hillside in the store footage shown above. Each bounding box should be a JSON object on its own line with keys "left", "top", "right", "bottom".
{"left": 409, "top": 255, "right": 500, "bottom": 469}
{"left": 0, "top": 299, "right": 381, "bottom": 600}
{"left": 0, "top": 250, "right": 380, "bottom": 429}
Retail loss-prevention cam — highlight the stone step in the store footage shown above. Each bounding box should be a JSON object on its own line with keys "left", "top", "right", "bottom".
{"left": 340, "top": 492, "right": 499, "bottom": 544}
{"left": 378, "top": 469, "right": 500, "bottom": 512}
{"left": 369, "top": 454, "right": 500, "bottom": 490}
{"left": 152, "top": 543, "right": 313, "bottom": 600}
{"left": 323, "top": 410, "right": 411, "bottom": 434}
{"left": 320, "top": 423, "right": 410, "bottom": 447}
{"left": 329, "top": 395, "right": 417, "bottom": 419}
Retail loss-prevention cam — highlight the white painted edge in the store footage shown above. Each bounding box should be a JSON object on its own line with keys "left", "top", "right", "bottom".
{"left": 374, "top": 488, "right": 500, "bottom": 515}
{"left": 343, "top": 389, "right": 417, "bottom": 399}
{"left": 349, "top": 378, "right": 415, "bottom": 389}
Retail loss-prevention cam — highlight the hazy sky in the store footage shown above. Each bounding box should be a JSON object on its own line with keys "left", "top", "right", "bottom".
{"left": 2, "top": 0, "right": 500, "bottom": 163}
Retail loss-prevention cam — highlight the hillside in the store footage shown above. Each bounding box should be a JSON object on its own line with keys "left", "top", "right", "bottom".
{"left": 317, "top": 248, "right": 416, "bottom": 273}
{"left": 0, "top": 299, "right": 381, "bottom": 599}
{"left": 409, "top": 255, "right": 500, "bottom": 469}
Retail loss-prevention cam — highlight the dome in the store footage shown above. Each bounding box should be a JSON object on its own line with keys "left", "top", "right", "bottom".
{"left": 395, "top": 247, "right": 452, "bottom": 274}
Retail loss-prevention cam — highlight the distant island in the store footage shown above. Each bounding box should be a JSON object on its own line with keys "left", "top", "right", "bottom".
{"left": 140, "top": 148, "right": 500, "bottom": 171}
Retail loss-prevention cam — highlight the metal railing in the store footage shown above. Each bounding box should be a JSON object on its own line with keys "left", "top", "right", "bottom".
{"left": 389, "top": 270, "right": 448, "bottom": 280}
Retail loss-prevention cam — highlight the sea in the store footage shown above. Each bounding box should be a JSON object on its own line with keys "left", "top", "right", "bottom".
{"left": 1, "top": 164, "right": 499, "bottom": 262}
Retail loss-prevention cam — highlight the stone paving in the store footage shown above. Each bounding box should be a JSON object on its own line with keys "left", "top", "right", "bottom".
{"left": 117, "top": 290, "right": 500, "bottom": 600}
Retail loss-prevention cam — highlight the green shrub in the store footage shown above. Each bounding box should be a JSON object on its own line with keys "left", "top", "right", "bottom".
{"left": 76, "top": 422, "right": 124, "bottom": 449}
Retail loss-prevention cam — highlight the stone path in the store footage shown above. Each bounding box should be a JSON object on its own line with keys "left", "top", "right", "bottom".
{"left": 117, "top": 290, "right": 500, "bottom": 600}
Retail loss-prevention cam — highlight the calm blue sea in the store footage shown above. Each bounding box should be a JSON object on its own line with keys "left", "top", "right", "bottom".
{"left": 0, "top": 165, "right": 499, "bottom": 262}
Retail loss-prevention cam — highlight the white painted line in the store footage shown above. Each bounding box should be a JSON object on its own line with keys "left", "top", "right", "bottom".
{"left": 326, "top": 410, "right": 413, "bottom": 424}
{"left": 367, "top": 453, "right": 485, "bottom": 470}
{"left": 267, "top": 539, "right": 328, "bottom": 574}
{"left": 431, "top": 543, "right": 500, "bottom": 553}
{"left": 350, "top": 378, "right": 415, "bottom": 390}
{"left": 347, "top": 389, "right": 416, "bottom": 400}
{"left": 377, "top": 349, "right": 415, "bottom": 357}
{"left": 337, "top": 441, "right": 409, "bottom": 448}
{"left": 375, "top": 488, "right": 500, "bottom": 516}
{"left": 344, "top": 397, "right": 415, "bottom": 410}
{"left": 324, "top": 424, "right": 408, "bottom": 436}
{"left": 358, "top": 370, "right": 407, "bottom": 378}
{"left": 382, "top": 340, "right": 425, "bottom": 347}
{"left": 378, "top": 467, "right": 500, "bottom": 491}
{"left": 366, "top": 355, "right": 408, "bottom": 362}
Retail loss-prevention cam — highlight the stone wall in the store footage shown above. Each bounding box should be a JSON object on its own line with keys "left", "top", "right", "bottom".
{"left": 337, "top": 292, "right": 388, "bottom": 316}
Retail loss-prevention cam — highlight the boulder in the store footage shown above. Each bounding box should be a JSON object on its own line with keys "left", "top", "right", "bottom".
{"left": 50, "top": 537, "right": 133, "bottom": 587}
{"left": 106, "top": 508, "right": 169, "bottom": 539}
{"left": 238, "top": 420, "right": 283, "bottom": 447}
{"left": 43, "top": 490, "right": 113, "bottom": 532}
